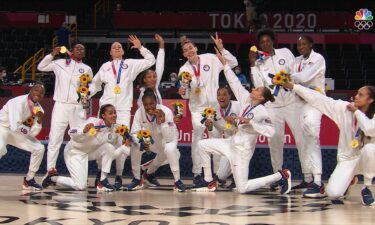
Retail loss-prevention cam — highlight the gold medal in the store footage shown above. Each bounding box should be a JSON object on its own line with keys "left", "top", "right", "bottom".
{"left": 224, "top": 122, "right": 232, "bottom": 129}
{"left": 60, "top": 46, "right": 67, "bottom": 54}
{"left": 114, "top": 85, "right": 121, "bottom": 94}
{"left": 33, "top": 106, "right": 41, "bottom": 115}
{"left": 195, "top": 87, "right": 201, "bottom": 95}
{"left": 350, "top": 139, "right": 359, "bottom": 149}
{"left": 88, "top": 127, "right": 97, "bottom": 136}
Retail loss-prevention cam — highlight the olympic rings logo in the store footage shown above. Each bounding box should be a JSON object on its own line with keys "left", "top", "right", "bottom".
{"left": 354, "top": 20, "right": 373, "bottom": 30}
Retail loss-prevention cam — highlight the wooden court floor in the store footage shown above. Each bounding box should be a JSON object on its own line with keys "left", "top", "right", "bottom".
{"left": 0, "top": 175, "right": 374, "bottom": 225}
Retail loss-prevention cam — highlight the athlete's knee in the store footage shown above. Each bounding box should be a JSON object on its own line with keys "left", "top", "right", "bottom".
{"left": 325, "top": 186, "right": 343, "bottom": 199}
{"left": 237, "top": 185, "right": 248, "bottom": 194}
{"left": 361, "top": 144, "right": 375, "bottom": 159}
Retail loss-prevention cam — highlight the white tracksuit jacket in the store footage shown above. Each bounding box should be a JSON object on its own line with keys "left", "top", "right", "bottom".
{"left": 198, "top": 65, "right": 277, "bottom": 194}
{"left": 291, "top": 50, "right": 326, "bottom": 177}
{"left": 0, "top": 94, "right": 45, "bottom": 173}
{"left": 251, "top": 48, "right": 304, "bottom": 173}
{"left": 293, "top": 84, "right": 375, "bottom": 198}
{"left": 37, "top": 54, "right": 94, "bottom": 170}
{"left": 130, "top": 104, "right": 180, "bottom": 180}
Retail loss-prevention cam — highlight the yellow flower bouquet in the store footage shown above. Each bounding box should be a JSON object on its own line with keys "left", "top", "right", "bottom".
{"left": 200, "top": 107, "right": 218, "bottom": 131}
{"left": 268, "top": 70, "right": 290, "bottom": 96}
{"left": 178, "top": 71, "right": 192, "bottom": 89}
{"left": 172, "top": 101, "right": 184, "bottom": 118}
{"left": 137, "top": 129, "right": 154, "bottom": 152}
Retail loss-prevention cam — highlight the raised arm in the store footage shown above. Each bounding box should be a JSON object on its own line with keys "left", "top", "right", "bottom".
{"left": 37, "top": 47, "right": 60, "bottom": 72}
{"left": 155, "top": 34, "right": 165, "bottom": 87}
{"left": 211, "top": 32, "right": 238, "bottom": 69}
{"left": 291, "top": 84, "right": 348, "bottom": 125}
{"left": 127, "top": 35, "right": 156, "bottom": 80}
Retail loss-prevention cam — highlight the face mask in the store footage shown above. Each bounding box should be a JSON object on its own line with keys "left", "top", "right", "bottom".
{"left": 234, "top": 69, "right": 241, "bottom": 74}
{"left": 170, "top": 77, "right": 177, "bottom": 82}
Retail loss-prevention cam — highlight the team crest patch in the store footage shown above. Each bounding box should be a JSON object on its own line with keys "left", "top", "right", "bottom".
{"left": 203, "top": 65, "right": 210, "bottom": 71}
{"left": 278, "top": 59, "right": 286, "bottom": 65}
{"left": 79, "top": 68, "right": 85, "bottom": 73}
{"left": 69, "top": 129, "right": 77, "bottom": 134}
{"left": 122, "top": 64, "right": 128, "bottom": 69}
{"left": 247, "top": 113, "right": 254, "bottom": 120}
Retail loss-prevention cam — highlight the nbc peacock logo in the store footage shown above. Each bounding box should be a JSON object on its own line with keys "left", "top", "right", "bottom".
{"left": 354, "top": 8, "right": 373, "bottom": 30}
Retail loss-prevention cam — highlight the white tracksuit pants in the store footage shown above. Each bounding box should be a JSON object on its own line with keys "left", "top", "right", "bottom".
{"left": 47, "top": 102, "right": 86, "bottom": 170}
{"left": 54, "top": 142, "right": 115, "bottom": 190}
{"left": 0, "top": 126, "right": 45, "bottom": 175}
{"left": 131, "top": 137, "right": 180, "bottom": 181}
{"left": 267, "top": 102, "right": 305, "bottom": 173}
{"left": 326, "top": 143, "right": 375, "bottom": 198}
{"left": 299, "top": 103, "right": 323, "bottom": 177}
{"left": 198, "top": 131, "right": 282, "bottom": 194}
{"left": 112, "top": 108, "right": 131, "bottom": 175}
{"left": 191, "top": 111, "right": 223, "bottom": 175}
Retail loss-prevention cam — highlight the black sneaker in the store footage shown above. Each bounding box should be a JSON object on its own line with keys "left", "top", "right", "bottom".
{"left": 303, "top": 183, "right": 326, "bottom": 198}
{"left": 42, "top": 169, "right": 58, "bottom": 188}
{"left": 127, "top": 178, "right": 144, "bottom": 191}
{"left": 23, "top": 177, "right": 43, "bottom": 191}
{"left": 174, "top": 180, "right": 187, "bottom": 192}
{"left": 96, "top": 178, "right": 115, "bottom": 192}
{"left": 191, "top": 179, "right": 217, "bottom": 192}
{"left": 228, "top": 177, "right": 237, "bottom": 191}
{"left": 113, "top": 176, "right": 123, "bottom": 190}
{"left": 193, "top": 175, "right": 202, "bottom": 185}
{"left": 143, "top": 173, "right": 161, "bottom": 187}
{"left": 361, "top": 187, "right": 375, "bottom": 206}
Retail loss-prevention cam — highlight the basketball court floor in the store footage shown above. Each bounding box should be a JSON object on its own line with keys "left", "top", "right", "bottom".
{"left": 0, "top": 175, "right": 373, "bottom": 225}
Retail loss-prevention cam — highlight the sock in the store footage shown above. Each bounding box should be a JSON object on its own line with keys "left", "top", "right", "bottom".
{"left": 194, "top": 173, "right": 200, "bottom": 178}
{"left": 26, "top": 171, "right": 36, "bottom": 181}
{"left": 51, "top": 176, "right": 58, "bottom": 182}
{"left": 116, "top": 169, "right": 122, "bottom": 177}
{"left": 304, "top": 173, "right": 313, "bottom": 183}
{"left": 313, "top": 174, "right": 322, "bottom": 186}
{"left": 172, "top": 170, "right": 180, "bottom": 182}
{"left": 101, "top": 171, "right": 108, "bottom": 181}
{"left": 203, "top": 167, "right": 213, "bottom": 182}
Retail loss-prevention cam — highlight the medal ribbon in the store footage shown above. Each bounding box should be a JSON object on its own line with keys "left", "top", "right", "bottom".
{"left": 190, "top": 59, "right": 201, "bottom": 87}
{"left": 241, "top": 103, "right": 259, "bottom": 118}
{"left": 112, "top": 60, "right": 124, "bottom": 85}
{"left": 220, "top": 102, "right": 232, "bottom": 118}
{"left": 27, "top": 95, "right": 38, "bottom": 116}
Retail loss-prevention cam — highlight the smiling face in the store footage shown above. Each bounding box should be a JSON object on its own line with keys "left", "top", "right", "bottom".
{"left": 297, "top": 37, "right": 313, "bottom": 57}
{"left": 143, "top": 96, "right": 157, "bottom": 114}
{"left": 217, "top": 88, "right": 231, "bottom": 109}
{"left": 258, "top": 35, "right": 273, "bottom": 53}
{"left": 182, "top": 42, "right": 198, "bottom": 62}
{"left": 101, "top": 106, "right": 117, "bottom": 126}
{"left": 72, "top": 44, "right": 85, "bottom": 60}
{"left": 143, "top": 70, "right": 157, "bottom": 89}
{"left": 29, "top": 84, "right": 45, "bottom": 103}
{"left": 354, "top": 87, "right": 374, "bottom": 109}
{"left": 110, "top": 42, "right": 124, "bottom": 59}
